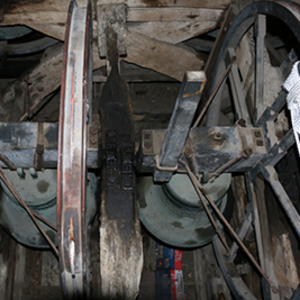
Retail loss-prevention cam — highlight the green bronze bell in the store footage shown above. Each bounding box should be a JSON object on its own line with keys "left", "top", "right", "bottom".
{"left": 137, "top": 172, "right": 232, "bottom": 248}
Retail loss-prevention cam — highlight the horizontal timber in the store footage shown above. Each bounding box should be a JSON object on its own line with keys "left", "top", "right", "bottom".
{"left": 0, "top": 123, "right": 267, "bottom": 173}
{"left": 127, "top": 8, "right": 224, "bottom": 22}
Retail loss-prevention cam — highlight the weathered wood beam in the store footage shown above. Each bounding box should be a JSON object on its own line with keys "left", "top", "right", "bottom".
{"left": 3, "top": 0, "right": 231, "bottom": 12}
{"left": 99, "top": 0, "right": 231, "bottom": 9}
{"left": 0, "top": 32, "right": 202, "bottom": 123}
{"left": 128, "top": 20, "right": 219, "bottom": 44}
{"left": 127, "top": 7, "right": 223, "bottom": 22}
{"left": 0, "top": 43, "right": 105, "bottom": 121}
{"left": 0, "top": 44, "right": 63, "bottom": 122}
{"left": 1, "top": 2, "right": 225, "bottom": 44}
{"left": 125, "top": 31, "right": 203, "bottom": 81}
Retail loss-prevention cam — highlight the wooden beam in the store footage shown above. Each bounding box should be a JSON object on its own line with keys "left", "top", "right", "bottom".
{"left": 3, "top": 0, "right": 231, "bottom": 11}
{"left": 128, "top": 20, "right": 219, "bottom": 44}
{"left": 124, "top": 31, "right": 204, "bottom": 81}
{"left": 127, "top": 7, "right": 223, "bottom": 22}
{"left": 1, "top": 2, "right": 225, "bottom": 45}
{"left": 2, "top": 11, "right": 67, "bottom": 25}
{"left": 0, "top": 44, "right": 63, "bottom": 121}
{"left": 0, "top": 31, "right": 201, "bottom": 122}
{"left": 3, "top": 0, "right": 68, "bottom": 13}
{"left": 0, "top": 43, "right": 105, "bottom": 122}
{"left": 100, "top": 0, "right": 231, "bottom": 9}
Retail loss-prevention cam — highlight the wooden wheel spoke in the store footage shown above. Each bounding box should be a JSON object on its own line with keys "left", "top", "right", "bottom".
{"left": 213, "top": 238, "right": 258, "bottom": 300}
{"left": 262, "top": 166, "right": 300, "bottom": 239}
{"left": 245, "top": 173, "right": 280, "bottom": 299}
{"left": 227, "top": 48, "right": 252, "bottom": 125}
{"left": 254, "top": 14, "right": 266, "bottom": 125}
{"left": 226, "top": 203, "right": 253, "bottom": 263}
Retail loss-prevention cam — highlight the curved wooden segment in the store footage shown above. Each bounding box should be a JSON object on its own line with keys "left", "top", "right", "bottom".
{"left": 57, "top": 0, "right": 92, "bottom": 298}
{"left": 213, "top": 238, "right": 258, "bottom": 300}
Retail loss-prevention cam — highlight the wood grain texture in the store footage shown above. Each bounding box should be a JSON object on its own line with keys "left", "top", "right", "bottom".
{"left": 125, "top": 31, "right": 204, "bottom": 81}
{"left": 128, "top": 20, "right": 219, "bottom": 44}
{"left": 100, "top": 0, "right": 231, "bottom": 9}
{"left": 127, "top": 7, "right": 223, "bottom": 21}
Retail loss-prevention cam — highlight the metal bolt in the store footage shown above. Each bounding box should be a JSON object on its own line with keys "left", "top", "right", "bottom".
{"left": 214, "top": 133, "right": 222, "bottom": 140}
{"left": 210, "top": 132, "right": 224, "bottom": 146}
{"left": 242, "top": 147, "right": 253, "bottom": 158}
{"left": 254, "top": 130, "right": 261, "bottom": 137}
{"left": 256, "top": 140, "right": 263, "bottom": 146}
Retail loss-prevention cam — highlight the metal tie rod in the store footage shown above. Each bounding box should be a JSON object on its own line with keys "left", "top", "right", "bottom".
{"left": 179, "top": 159, "right": 278, "bottom": 294}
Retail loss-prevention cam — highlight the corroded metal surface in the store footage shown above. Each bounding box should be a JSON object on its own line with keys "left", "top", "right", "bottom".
{"left": 57, "top": 0, "right": 93, "bottom": 298}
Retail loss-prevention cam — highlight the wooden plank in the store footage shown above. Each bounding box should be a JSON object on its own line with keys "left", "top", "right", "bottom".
{"left": 4, "top": 238, "right": 17, "bottom": 300}
{"left": 247, "top": 174, "right": 280, "bottom": 300}
{"left": 0, "top": 226, "right": 12, "bottom": 298}
{"left": 3, "top": 0, "right": 69, "bottom": 13}
{"left": 102, "top": 0, "right": 231, "bottom": 9}
{"left": 0, "top": 32, "right": 201, "bottom": 118}
{"left": 204, "top": 5, "right": 239, "bottom": 78}
{"left": 2, "top": 11, "right": 67, "bottom": 25}
{"left": 1, "top": 8, "right": 223, "bottom": 45}
{"left": 127, "top": 7, "right": 223, "bottom": 22}
{"left": 41, "top": 252, "right": 60, "bottom": 287}
{"left": 125, "top": 31, "right": 204, "bottom": 81}
{"left": 3, "top": 0, "right": 231, "bottom": 11}
{"left": 0, "top": 43, "right": 63, "bottom": 122}
{"left": 143, "top": 233, "right": 157, "bottom": 271}
{"left": 12, "top": 245, "right": 26, "bottom": 300}
{"left": 128, "top": 20, "right": 219, "bottom": 44}
{"left": 138, "top": 270, "right": 156, "bottom": 300}
{"left": 196, "top": 4, "right": 239, "bottom": 126}
{"left": 0, "top": 43, "right": 105, "bottom": 122}
{"left": 183, "top": 251, "right": 197, "bottom": 299}
{"left": 193, "top": 244, "right": 232, "bottom": 300}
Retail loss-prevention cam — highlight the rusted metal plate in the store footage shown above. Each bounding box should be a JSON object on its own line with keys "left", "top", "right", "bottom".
{"left": 57, "top": 0, "right": 93, "bottom": 298}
